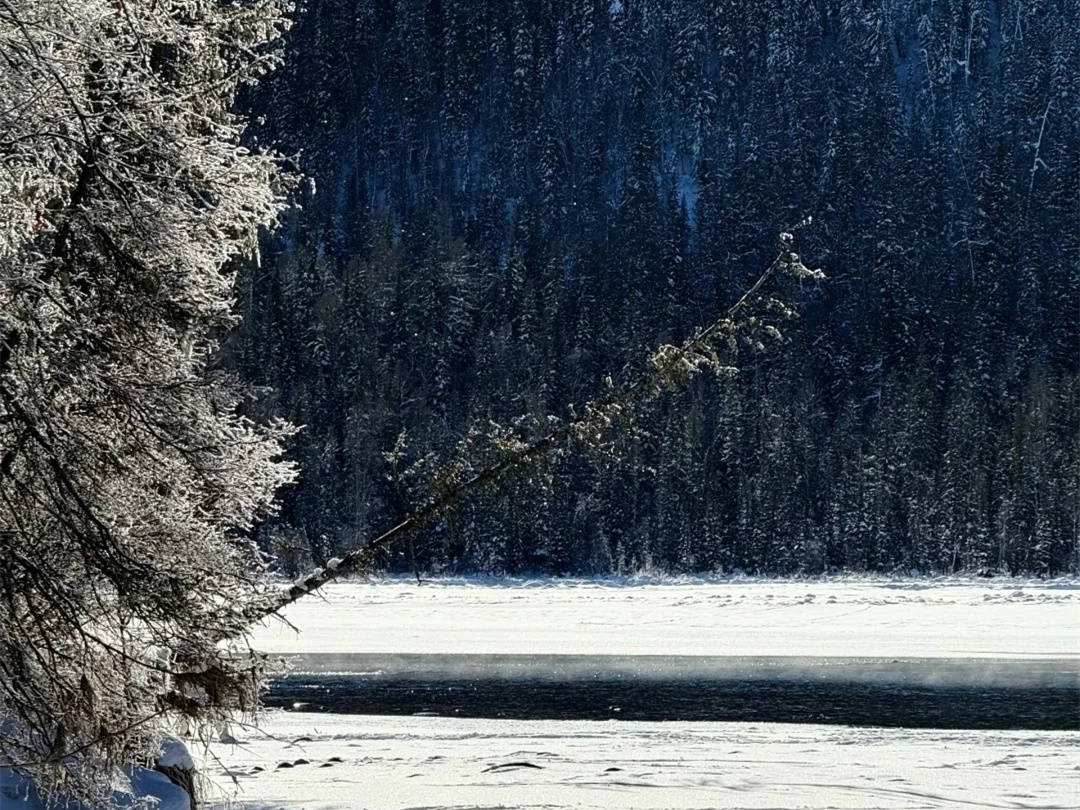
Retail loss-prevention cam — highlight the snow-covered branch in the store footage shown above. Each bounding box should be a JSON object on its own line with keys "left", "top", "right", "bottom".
{"left": 0, "top": 0, "right": 296, "bottom": 802}
{"left": 262, "top": 231, "right": 823, "bottom": 619}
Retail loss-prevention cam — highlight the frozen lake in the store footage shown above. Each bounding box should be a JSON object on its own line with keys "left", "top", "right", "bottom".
{"left": 209, "top": 578, "right": 1080, "bottom": 809}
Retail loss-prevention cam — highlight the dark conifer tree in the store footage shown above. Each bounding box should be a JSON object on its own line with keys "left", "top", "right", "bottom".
{"left": 232, "top": 0, "right": 1080, "bottom": 577}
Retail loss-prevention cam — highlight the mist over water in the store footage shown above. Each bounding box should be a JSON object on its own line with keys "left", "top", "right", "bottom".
{"left": 266, "top": 654, "right": 1079, "bottom": 730}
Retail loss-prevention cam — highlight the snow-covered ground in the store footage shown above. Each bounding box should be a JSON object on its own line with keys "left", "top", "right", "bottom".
{"left": 204, "top": 712, "right": 1079, "bottom": 810}
{"left": 247, "top": 576, "right": 1080, "bottom": 659}
{"left": 0, "top": 763, "right": 190, "bottom": 810}
{"left": 201, "top": 577, "right": 1080, "bottom": 809}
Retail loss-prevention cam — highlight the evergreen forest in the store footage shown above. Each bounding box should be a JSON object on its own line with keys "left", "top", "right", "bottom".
{"left": 231, "top": 0, "right": 1079, "bottom": 577}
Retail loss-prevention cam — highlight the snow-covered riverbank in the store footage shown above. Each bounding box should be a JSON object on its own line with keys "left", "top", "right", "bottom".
{"left": 247, "top": 576, "right": 1080, "bottom": 659}
{"left": 201, "top": 577, "right": 1080, "bottom": 808}
{"left": 203, "top": 712, "right": 1079, "bottom": 810}
{"left": 12, "top": 578, "right": 1074, "bottom": 809}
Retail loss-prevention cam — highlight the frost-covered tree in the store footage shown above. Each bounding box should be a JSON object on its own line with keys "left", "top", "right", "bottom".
{"left": 0, "top": 0, "right": 294, "bottom": 802}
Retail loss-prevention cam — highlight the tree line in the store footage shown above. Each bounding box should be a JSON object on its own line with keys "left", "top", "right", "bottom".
{"left": 233, "top": 0, "right": 1079, "bottom": 577}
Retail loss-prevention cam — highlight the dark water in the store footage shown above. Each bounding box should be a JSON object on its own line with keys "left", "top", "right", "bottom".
{"left": 265, "top": 654, "right": 1080, "bottom": 730}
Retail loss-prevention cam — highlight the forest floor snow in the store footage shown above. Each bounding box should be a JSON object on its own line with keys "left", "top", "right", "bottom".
{"left": 199, "top": 577, "right": 1080, "bottom": 809}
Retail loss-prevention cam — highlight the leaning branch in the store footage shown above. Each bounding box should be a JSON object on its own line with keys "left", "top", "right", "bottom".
{"left": 252, "top": 231, "right": 822, "bottom": 623}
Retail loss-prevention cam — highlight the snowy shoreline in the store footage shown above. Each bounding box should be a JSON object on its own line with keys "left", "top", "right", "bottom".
{"left": 9, "top": 577, "right": 1076, "bottom": 809}
{"left": 207, "top": 577, "right": 1079, "bottom": 807}
{"left": 202, "top": 712, "right": 1080, "bottom": 810}
{"left": 247, "top": 576, "right": 1080, "bottom": 659}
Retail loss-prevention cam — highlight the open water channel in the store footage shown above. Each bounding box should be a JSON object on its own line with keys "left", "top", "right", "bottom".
{"left": 265, "top": 654, "right": 1079, "bottom": 730}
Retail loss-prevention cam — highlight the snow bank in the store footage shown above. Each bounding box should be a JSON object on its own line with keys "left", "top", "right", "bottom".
{"left": 0, "top": 765, "right": 190, "bottom": 810}
{"left": 204, "top": 711, "right": 1079, "bottom": 810}
{"left": 247, "top": 576, "right": 1080, "bottom": 659}
{"left": 155, "top": 737, "right": 194, "bottom": 771}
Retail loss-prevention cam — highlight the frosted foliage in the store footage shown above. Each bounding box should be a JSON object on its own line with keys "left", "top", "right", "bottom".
{"left": 0, "top": 0, "right": 295, "bottom": 804}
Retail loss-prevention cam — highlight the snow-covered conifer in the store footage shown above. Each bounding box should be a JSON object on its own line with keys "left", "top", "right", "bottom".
{"left": 0, "top": 0, "right": 295, "bottom": 802}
